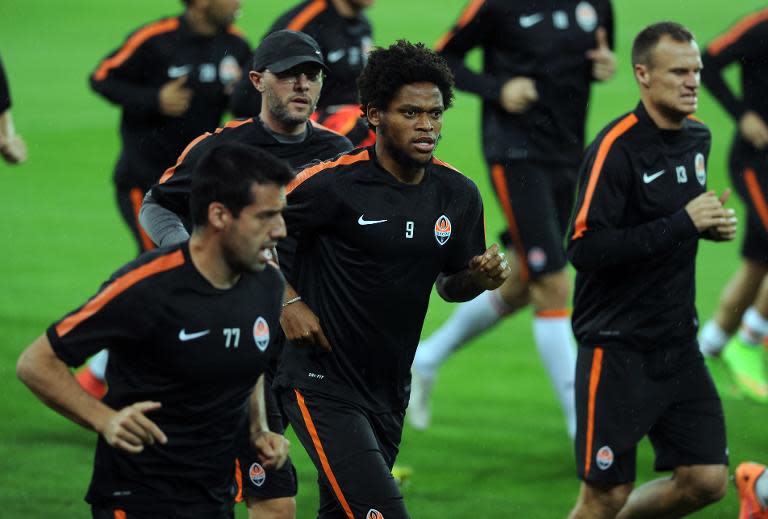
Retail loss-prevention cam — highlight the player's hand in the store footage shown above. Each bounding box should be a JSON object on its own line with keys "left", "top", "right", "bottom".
{"left": 251, "top": 430, "right": 290, "bottom": 470}
{"left": 586, "top": 27, "right": 616, "bottom": 81}
{"left": 738, "top": 111, "right": 768, "bottom": 150}
{"left": 499, "top": 77, "right": 538, "bottom": 113}
{"left": 707, "top": 188, "right": 738, "bottom": 241}
{"left": 467, "top": 244, "right": 512, "bottom": 291}
{"left": 0, "top": 134, "right": 28, "bottom": 164}
{"left": 101, "top": 401, "right": 167, "bottom": 454}
{"left": 158, "top": 76, "right": 193, "bottom": 117}
{"left": 684, "top": 190, "right": 730, "bottom": 233}
{"left": 280, "top": 300, "right": 332, "bottom": 351}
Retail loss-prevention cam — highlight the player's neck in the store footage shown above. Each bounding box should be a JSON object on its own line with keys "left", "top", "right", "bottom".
{"left": 375, "top": 141, "right": 425, "bottom": 185}
{"left": 184, "top": 9, "right": 219, "bottom": 37}
{"left": 330, "top": 0, "right": 362, "bottom": 18}
{"left": 641, "top": 99, "right": 685, "bottom": 130}
{"left": 189, "top": 234, "right": 241, "bottom": 289}
{"left": 260, "top": 110, "right": 306, "bottom": 137}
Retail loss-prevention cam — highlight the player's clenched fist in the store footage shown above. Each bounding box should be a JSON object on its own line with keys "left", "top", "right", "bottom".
{"left": 100, "top": 401, "right": 168, "bottom": 454}
{"left": 251, "top": 430, "right": 290, "bottom": 470}
{"left": 468, "top": 243, "right": 512, "bottom": 290}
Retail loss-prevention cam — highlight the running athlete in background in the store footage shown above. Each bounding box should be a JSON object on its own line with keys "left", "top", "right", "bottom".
{"left": 0, "top": 53, "right": 28, "bottom": 164}
{"left": 17, "top": 143, "right": 291, "bottom": 519}
{"left": 141, "top": 30, "right": 352, "bottom": 519}
{"left": 274, "top": 40, "right": 511, "bottom": 519}
{"left": 410, "top": 0, "right": 616, "bottom": 439}
{"left": 79, "top": 0, "right": 251, "bottom": 398}
{"left": 566, "top": 22, "right": 732, "bottom": 519}
{"left": 231, "top": 0, "right": 375, "bottom": 146}
{"left": 697, "top": 6, "right": 768, "bottom": 403}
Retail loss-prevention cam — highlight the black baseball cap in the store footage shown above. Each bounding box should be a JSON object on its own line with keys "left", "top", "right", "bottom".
{"left": 252, "top": 30, "right": 328, "bottom": 73}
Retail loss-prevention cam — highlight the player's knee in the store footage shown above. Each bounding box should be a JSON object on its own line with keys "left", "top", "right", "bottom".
{"left": 246, "top": 496, "right": 296, "bottom": 519}
{"left": 531, "top": 270, "right": 571, "bottom": 309}
{"left": 499, "top": 275, "right": 531, "bottom": 307}
{"left": 577, "top": 481, "right": 632, "bottom": 517}
{"left": 677, "top": 465, "right": 728, "bottom": 508}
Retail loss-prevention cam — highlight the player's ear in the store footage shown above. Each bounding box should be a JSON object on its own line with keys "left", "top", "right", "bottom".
{"left": 366, "top": 104, "right": 381, "bottom": 128}
{"left": 208, "top": 202, "right": 230, "bottom": 230}
{"left": 250, "top": 71, "right": 265, "bottom": 92}
{"left": 634, "top": 63, "right": 650, "bottom": 88}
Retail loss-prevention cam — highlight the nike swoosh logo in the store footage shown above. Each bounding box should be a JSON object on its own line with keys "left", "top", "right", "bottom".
{"left": 519, "top": 13, "right": 544, "bottom": 28}
{"left": 643, "top": 169, "right": 666, "bottom": 183}
{"left": 327, "top": 49, "right": 346, "bottom": 63}
{"left": 358, "top": 215, "right": 387, "bottom": 226}
{"left": 168, "top": 65, "right": 192, "bottom": 78}
{"left": 178, "top": 329, "right": 210, "bottom": 341}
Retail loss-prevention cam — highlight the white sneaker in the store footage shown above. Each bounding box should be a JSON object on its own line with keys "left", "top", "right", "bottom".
{"left": 407, "top": 369, "right": 434, "bottom": 430}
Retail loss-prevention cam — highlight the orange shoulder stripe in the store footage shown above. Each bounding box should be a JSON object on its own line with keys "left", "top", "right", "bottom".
{"left": 286, "top": 150, "right": 369, "bottom": 194}
{"left": 432, "top": 156, "right": 460, "bottom": 173}
{"left": 93, "top": 18, "right": 179, "bottom": 81}
{"left": 310, "top": 118, "right": 346, "bottom": 138}
{"left": 55, "top": 249, "right": 185, "bottom": 337}
{"left": 571, "top": 114, "right": 638, "bottom": 240}
{"left": 435, "top": 0, "right": 486, "bottom": 51}
{"left": 227, "top": 24, "right": 245, "bottom": 37}
{"left": 159, "top": 118, "right": 255, "bottom": 184}
{"left": 708, "top": 8, "right": 768, "bottom": 56}
{"left": 287, "top": 0, "right": 327, "bottom": 31}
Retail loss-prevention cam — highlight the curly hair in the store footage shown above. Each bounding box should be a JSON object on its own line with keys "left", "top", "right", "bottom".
{"left": 357, "top": 40, "right": 455, "bottom": 121}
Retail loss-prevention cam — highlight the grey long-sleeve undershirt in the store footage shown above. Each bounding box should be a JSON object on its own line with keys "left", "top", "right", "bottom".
{"left": 138, "top": 191, "right": 190, "bottom": 247}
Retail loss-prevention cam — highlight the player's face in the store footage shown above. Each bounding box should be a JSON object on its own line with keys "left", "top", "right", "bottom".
{"left": 636, "top": 36, "right": 702, "bottom": 124}
{"left": 222, "top": 183, "right": 287, "bottom": 272}
{"left": 202, "top": 0, "right": 241, "bottom": 29}
{"left": 373, "top": 82, "right": 444, "bottom": 170}
{"left": 255, "top": 64, "right": 323, "bottom": 132}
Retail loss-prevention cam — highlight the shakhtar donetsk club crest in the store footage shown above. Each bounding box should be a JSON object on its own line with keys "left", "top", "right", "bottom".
{"left": 253, "top": 317, "right": 270, "bottom": 352}
{"left": 434, "top": 215, "right": 452, "bottom": 246}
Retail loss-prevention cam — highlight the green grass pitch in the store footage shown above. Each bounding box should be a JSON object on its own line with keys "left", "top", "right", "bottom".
{"left": 1, "top": 1, "right": 766, "bottom": 517}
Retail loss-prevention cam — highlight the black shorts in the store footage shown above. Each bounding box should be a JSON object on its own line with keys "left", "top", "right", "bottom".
{"left": 489, "top": 160, "right": 576, "bottom": 282}
{"left": 115, "top": 184, "right": 156, "bottom": 255}
{"left": 574, "top": 344, "right": 728, "bottom": 484}
{"left": 729, "top": 143, "right": 768, "bottom": 263}
{"left": 235, "top": 385, "right": 297, "bottom": 501}
{"left": 280, "top": 388, "right": 409, "bottom": 519}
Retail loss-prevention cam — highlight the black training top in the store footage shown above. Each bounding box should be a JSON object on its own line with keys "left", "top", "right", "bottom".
{"left": 568, "top": 103, "right": 711, "bottom": 351}
{"left": 702, "top": 7, "right": 768, "bottom": 156}
{"left": 437, "top": 0, "right": 614, "bottom": 166}
{"left": 48, "top": 243, "right": 284, "bottom": 515}
{"left": 274, "top": 146, "right": 487, "bottom": 412}
{"left": 230, "top": 0, "right": 373, "bottom": 117}
{"left": 90, "top": 15, "right": 251, "bottom": 187}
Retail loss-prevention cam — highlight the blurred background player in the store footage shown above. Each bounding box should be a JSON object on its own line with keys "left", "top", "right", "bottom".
{"left": 566, "top": 21, "right": 732, "bottom": 519}
{"left": 0, "top": 53, "right": 28, "bottom": 164}
{"left": 17, "top": 143, "right": 292, "bottom": 519}
{"left": 698, "top": 6, "right": 768, "bottom": 403}
{"left": 230, "top": 0, "right": 375, "bottom": 146}
{"left": 409, "top": 0, "right": 616, "bottom": 438}
{"left": 141, "top": 30, "right": 352, "bottom": 519}
{"left": 78, "top": 0, "right": 251, "bottom": 397}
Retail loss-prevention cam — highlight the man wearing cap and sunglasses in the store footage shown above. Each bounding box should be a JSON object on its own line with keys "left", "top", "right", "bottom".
{"left": 140, "top": 29, "right": 353, "bottom": 519}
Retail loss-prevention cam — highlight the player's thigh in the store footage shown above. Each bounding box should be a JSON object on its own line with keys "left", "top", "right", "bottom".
{"left": 729, "top": 146, "right": 768, "bottom": 263}
{"left": 280, "top": 389, "right": 409, "bottom": 519}
{"left": 489, "top": 161, "right": 569, "bottom": 279}
{"left": 648, "top": 352, "right": 728, "bottom": 472}
{"left": 575, "top": 346, "right": 664, "bottom": 484}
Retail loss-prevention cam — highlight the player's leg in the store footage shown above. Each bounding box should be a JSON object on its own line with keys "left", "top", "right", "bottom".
{"left": 407, "top": 161, "right": 531, "bottom": 430}
{"left": 511, "top": 162, "right": 577, "bottom": 437}
{"left": 115, "top": 184, "right": 156, "bottom": 255}
{"left": 237, "top": 385, "right": 297, "bottom": 519}
{"left": 735, "top": 461, "right": 768, "bottom": 519}
{"left": 616, "top": 348, "right": 728, "bottom": 518}
{"left": 570, "top": 346, "right": 651, "bottom": 519}
{"left": 281, "top": 389, "right": 409, "bottom": 519}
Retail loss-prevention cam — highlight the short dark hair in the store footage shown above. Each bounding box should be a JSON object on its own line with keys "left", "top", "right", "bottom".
{"left": 190, "top": 143, "right": 294, "bottom": 228}
{"left": 357, "top": 40, "right": 454, "bottom": 125}
{"left": 632, "top": 22, "right": 695, "bottom": 67}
